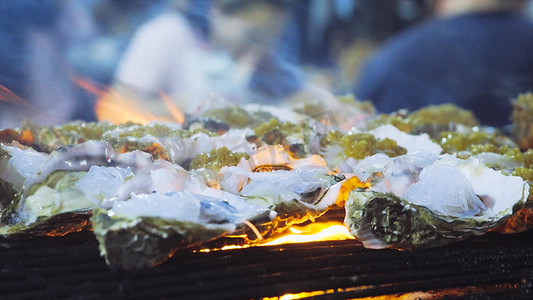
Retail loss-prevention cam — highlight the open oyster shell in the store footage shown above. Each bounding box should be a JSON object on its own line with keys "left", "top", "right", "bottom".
{"left": 345, "top": 154, "right": 529, "bottom": 249}
{"left": 92, "top": 190, "right": 269, "bottom": 269}
{"left": 219, "top": 145, "right": 345, "bottom": 241}
{"left": 0, "top": 140, "right": 158, "bottom": 236}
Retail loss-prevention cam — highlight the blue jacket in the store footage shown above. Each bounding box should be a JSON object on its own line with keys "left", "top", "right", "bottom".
{"left": 354, "top": 12, "right": 533, "bottom": 127}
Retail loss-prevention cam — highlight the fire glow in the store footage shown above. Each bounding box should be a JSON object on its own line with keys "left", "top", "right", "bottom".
{"left": 0, "top": 85, "right": 30, "bottom": 106}
{"left": 260, "top": 221, "right": 354, "bottom": 246}
{"left": 95, "top": 88, "right": 164, "bottom": 124}
{"left": 197, "top": 221, "right": 354, "bottom": 253}
{"left": 74, "top": 77, "right": 185, "bottom": 125}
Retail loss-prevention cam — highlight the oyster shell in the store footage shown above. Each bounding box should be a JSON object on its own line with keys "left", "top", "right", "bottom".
{"left": 0, "top": 141, "right": 160, "bottom": 236}
{"left": 369, "top": 124, "right": 442, "bottom": 155}
{"left": 92, "top": 190, "right": 268, "bottom": 269}
{"left": 345, "top": 154, "right": 529, "bottom": 249}
{"left": 219, "top": 146, "right": 344, "bottom": 240}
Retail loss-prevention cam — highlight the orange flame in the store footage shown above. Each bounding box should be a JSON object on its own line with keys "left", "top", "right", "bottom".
{"left": 72, "top": 77, "right": 106, "bottom": 97}
{"left": 158, "top": 90, "right": 185, "bottom": 124}
{"left": 73, "top": 77, "right": 185, "bottom": 125}
{"left": 0, "top": 85, "right": 30, "bottom": 107}
{"left": 197, "top": 221, "right": 354, "bottom": 253}
{"left": 264, "top": 290, "right": 331, "bottom": 300}
{"left": 94, "top": 88, "right": 165, "bottom": 124}
{"left": 337, "top": 176, "right": 371, "bottom": 206}
{"left": 196, "top": 176, "right": 368, "bottom": 252}
{"left": 260, "top": 221, "right": 354, "bottom": 246}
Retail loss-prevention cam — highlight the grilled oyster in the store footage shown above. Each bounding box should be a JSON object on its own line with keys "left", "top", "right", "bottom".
{"left": 319, "top": 124, "right": 441, "bottom": 172}
{"left": 9, "top": 142, "right": 268, "bottom": 269}
{"left": 219, "top": 145, "right": 345, "bottom": 240}
{"left": 0, "top": 140, "right": 156, "bottom": 236}
{"left": 364, "top": 103, "right": 479, "bottom": 139}
{"left": 345, "top": 154, "right": 529, "bottom": 249}
{"left": 92, "top": 190, "right": 269, "bottom": 269}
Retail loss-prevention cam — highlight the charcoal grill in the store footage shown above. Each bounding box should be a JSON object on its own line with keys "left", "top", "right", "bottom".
{"left": 1, "top": 226, "right": 533, "bottom": 300}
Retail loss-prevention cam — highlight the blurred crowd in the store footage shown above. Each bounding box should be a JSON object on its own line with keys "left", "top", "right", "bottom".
{"left": 0, "top": 0, "right": 533, "bottom": 128}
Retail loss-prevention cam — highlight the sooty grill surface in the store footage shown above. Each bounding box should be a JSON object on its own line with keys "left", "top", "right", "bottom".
{"left": 0, "top": 230, "right": 533, "bottom": 300}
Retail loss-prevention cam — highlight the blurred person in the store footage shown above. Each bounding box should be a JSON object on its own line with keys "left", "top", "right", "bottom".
{"left": 279, "top": 0, "right": 429, "bottom": 69}
{"left": 353, "top": 0, "right": 533, "bottom": 127}
{"left": 103, "top": 0, "right": 382, "bottom": 130}
{"left": 108, "top": 0, "right": 305, "bottom": 118}
{"left": 274, "top": 0, "right": 430, "bottom": 99}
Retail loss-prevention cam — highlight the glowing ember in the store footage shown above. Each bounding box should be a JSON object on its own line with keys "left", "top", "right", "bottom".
{"left": 268, "top": 290, "right": 328, "bottom": 300}
{"left": 496, "top": 206, "right": 533, "bottom": 233}
{"left": 264, "top": 289, "right": 348, "bottom": 300}
{"left": 266, "top": 283, "right": 527, "bottom": 300}
{"left": 19, "top": 130, "right": 34, "bottom": 144}
{"left": 197, "top": 245, "right": 249, "bottom": 253}
{"left": 195, "top": 221, "right": 354, "bottom": 253}
{"left": 260, "top": 221, "right": 354, "bottom": 246}
{"left": 0, "top": 128, "right": 34, "bottom": 146}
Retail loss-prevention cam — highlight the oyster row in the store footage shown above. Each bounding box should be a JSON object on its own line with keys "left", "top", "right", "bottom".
{"left": 0, "top": 140, "right": 343, "bottom": 269}
{"left": 1, "top": 101, "right": 533, "bottom": 269}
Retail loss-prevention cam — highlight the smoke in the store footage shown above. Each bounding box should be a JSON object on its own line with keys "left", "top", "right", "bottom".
{"left": 0, "top": 0, "right": 427, "bottom": 129}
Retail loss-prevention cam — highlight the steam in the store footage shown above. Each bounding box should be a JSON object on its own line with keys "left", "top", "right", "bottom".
{"left": 0, "top": 1, "right": 376, "bottom": 129}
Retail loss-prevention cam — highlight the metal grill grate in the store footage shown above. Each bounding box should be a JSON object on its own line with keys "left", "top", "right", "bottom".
{"left": 1, "top": 230, "right": 533, "bottom": 299}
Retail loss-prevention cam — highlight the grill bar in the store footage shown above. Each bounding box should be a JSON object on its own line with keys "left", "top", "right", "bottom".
{"left": 0, "top": 230, "right": 532, "bottom": 299}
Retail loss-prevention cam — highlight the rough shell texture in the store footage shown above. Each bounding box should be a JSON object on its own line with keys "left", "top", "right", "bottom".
{"left": 344, "top": 155, "right": 529, "bottom": 249}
